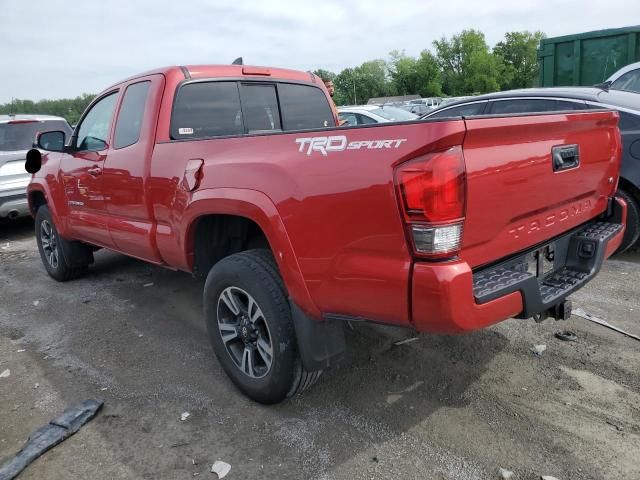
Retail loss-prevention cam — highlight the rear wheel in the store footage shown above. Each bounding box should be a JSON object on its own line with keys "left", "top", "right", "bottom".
{"left": 616, "top": 188, "right": 640, "bottom": 254}
{"left": 204, "top": 249, "right": 320, "bottom": 404}
{"left": 35, "top": 206, "right": 89, "bottom": 281}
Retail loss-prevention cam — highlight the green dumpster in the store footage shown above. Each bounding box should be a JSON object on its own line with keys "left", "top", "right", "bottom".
{"left": 538, "top": 25, "right": 640, "bottom": 87}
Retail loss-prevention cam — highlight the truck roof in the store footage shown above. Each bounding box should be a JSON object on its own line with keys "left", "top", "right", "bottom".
{"left": 103, "top": 64, "right": 320, "bottom": 92}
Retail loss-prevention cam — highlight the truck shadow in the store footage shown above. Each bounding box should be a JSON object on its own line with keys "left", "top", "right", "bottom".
{"left": 613, "top": 249, "right": 640, "bottom": 264}
{"left": 271, "top": 323, "right": 508, "bottom": 474}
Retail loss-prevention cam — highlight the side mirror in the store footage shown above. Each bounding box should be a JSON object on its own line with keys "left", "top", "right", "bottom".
{"left": 36, "top": 130, "right": 66, "bottom": 152}
{"left": 594, "top": 80, "right": 611, "bottom": 91}
{"left": 25, "top": 148, "right": 42, "bottom": 174}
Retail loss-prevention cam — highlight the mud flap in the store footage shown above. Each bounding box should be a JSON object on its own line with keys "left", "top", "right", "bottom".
{"left": 290, "top": 301, "right": 346, "bottom": 372}
{"left": 59, "top": 239, "right": 94, "bottom": 268}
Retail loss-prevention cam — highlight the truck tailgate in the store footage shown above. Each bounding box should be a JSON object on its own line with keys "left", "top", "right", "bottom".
{"left": 461, "top": 111, "right": 620, "bottom": 268}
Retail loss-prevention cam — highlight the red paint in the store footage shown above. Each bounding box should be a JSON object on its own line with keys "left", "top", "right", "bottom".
{"left": 27, "top": 65, "right": 625, "bottom": 333}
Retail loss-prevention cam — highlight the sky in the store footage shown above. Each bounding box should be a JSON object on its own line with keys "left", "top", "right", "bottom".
{"left": 1, "top": 0, "right": 639, "bottom": 104}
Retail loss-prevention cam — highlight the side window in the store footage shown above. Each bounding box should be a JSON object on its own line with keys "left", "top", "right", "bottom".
{"left": 555, "top": 100, "right": 585, "bottom": 110}
{"left": 76, "top": 92, "right": 118, "bottom": 151}
{"left": 428, "top": 103, "right": 486, "bottom": 118}
{"left": 611, "top": 70, "right": 640, "bottom": 93}
{"left": 489, "top": 99, "right": 561, "bottom": 114}
{"left": 172, "top": 82, "right": 243, "bottom": 139}
{"left": 240, "top": 84, "right": 281, "bottom": 133}
{"left": 114, "top": 81, "right": 151, "bottom": 149}
{"left": 278, "top": 83, "right": 335, "bottom": 130}
{"left": 356, "top": 114, "right": 377, "bottom": 124}
{"left": 339, "top": 112, "right": 358, "bottom": 126}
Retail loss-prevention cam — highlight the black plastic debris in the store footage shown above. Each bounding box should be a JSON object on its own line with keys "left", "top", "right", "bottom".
{"left": 555, "top": 330, "right": 578, "bottom": 342}
{"left": 0, "top": 399, "right": 103, "bottom": 480}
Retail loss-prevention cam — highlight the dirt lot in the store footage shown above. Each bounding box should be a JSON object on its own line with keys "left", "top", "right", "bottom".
{"left": 1, "top": 218, "right": 639, "bottom": 480}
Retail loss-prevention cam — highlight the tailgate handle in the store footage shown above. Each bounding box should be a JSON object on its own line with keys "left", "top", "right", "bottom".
{"left": 552, "top": 144, "right": 580, "bottom": 172}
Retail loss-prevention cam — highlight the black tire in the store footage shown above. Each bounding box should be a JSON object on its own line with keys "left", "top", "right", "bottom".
{"left": 203, "top": 249, "right": 320, "bottom": 404}
{"left": 616, "top": 188, "right": 640, "bottom": 254}
{"left": 35, "top": 206, "right": 89, "bottom": 281}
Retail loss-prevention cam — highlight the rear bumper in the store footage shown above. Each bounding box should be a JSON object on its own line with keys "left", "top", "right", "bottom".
{"left": 411, "top": 197, "right": 626, "bottom": 334}
{"left": 0, "top": 190, "right": 29, "bottom": 219}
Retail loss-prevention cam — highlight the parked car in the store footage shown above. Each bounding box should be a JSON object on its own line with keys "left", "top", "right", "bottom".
{"left": 26, "top": 65, "right": 625, "bottom": 403}
{"left": 0, "top": 114, "right": 72, "bottom": 220}
{"left": 424, "top": 87, "right": 640, "bottom": 253}
{"left": 338, "top": 105, "right": 418, "bottom": 125}
{"left": 601, "top": 61, "right": 640, "bottom": 93}
{"left": 400, "top": 103, "right": 430, "bottom": 115}
{"left": 438, "top": 96, "right": 473, "bottom": 107}
{"left": 409, "top": 97, "right": 443, "bottom": 109}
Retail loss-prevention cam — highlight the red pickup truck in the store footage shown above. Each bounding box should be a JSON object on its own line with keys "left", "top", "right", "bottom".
{"left": 25, "top": 64, "right": 626, "bottom": 403}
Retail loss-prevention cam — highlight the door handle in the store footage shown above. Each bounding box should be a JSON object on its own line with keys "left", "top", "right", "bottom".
{"left": 552, "top": 144, "right": 580, "bottom": 172}
{"left": 87, "top": 167, "right": 102, "bottom": 177}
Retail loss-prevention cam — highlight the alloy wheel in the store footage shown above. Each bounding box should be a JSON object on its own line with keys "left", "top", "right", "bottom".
{"left": 217, "top": 286, "right": 273, "bottom": 378}
{"left": 40, "top": 220, "right": 59, "bottom": 269}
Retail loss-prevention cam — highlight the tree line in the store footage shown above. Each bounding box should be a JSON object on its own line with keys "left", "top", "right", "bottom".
{"left": 0, "top": 29, "right": 545, "bottom": 123}
{"left": 0, "top": 94, "right": 96, "bottom": 125}
{"left": 315, "top": 29, "right": 545, "bottom": 105}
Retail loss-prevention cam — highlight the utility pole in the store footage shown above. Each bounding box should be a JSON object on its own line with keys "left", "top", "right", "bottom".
{"left": 352, "top": 76, "right": 357, "bottom": 105}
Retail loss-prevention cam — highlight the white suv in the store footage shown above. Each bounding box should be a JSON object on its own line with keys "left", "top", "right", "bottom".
{"left": 0, "top": 115, "right": 72, "bottom": 220}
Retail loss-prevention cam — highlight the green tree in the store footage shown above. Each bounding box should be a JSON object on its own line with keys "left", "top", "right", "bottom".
{"left": 433, "top": 29, "right": 504, "bottom": 95}
{"left": 312, "top": 69, "right": 336, "bottom": 83}
{"left": 388, "top": 50, "right": 441, "bottom": 97}
{"left": 493, "top": 31, "right": 546, "bottom": 89}
{"left": 334, "top": 60, "right": 392, "bottom": 105}
{"left": 0, "top": 94, "right": 96, "bottom": 125}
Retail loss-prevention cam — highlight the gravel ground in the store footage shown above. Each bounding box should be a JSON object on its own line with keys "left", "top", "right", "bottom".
{"left": 1, "top": 218, "right": 639, "bottom": 480}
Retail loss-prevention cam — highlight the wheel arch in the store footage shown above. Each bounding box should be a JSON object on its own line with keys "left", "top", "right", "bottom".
{"left": 180, "top": 188, "right": 320, "bottom": 318}
{"left": 26, "top": 183, "right": 69, "bottom": 235}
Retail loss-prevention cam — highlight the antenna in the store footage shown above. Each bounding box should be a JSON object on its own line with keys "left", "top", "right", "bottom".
{"left": 232, "top": 57, "right": 243, "bottom": 65}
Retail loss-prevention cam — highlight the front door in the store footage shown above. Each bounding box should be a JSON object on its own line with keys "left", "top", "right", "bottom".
{"left": 60, "top": 91, "right": 119, "bottom": 247}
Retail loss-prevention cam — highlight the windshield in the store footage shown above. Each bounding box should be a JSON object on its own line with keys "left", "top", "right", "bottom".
{"left": 610, "top": 70, "right": 640, "bottom": 94}
{"left": 372, "top": 106, "right": 418, "bottom": 121}
{"left": 0, "top": 120, "right": 71, "bottom": 151}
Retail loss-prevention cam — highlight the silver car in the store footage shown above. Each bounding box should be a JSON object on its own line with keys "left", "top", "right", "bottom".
{"left": 0, "top": 114, "right": 72, "bottom": 220}
{"left": 337, "top": 105, "right": 418, "bottom": 125}
{"left": 603, "top": 61, "right": 640, "bottom": 93}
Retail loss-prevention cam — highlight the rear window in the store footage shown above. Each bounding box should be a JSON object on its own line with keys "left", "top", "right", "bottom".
{"left": 278, "top": 83, "right": 335, "bottom": 130}
{"left": 0, "top": 120, "right": 72, "bottom": 151}
{"left": 375, "top": 106, "right": 417, "bottom": 121}
{"left": 172, "top": 82, "right": 244, "bottom": 139}
{"left": 114, "top": 81, "right": 151, "bottom": 149}
{"left": 240, "top": 84, "right": 281, "bottom": 133}
{"left": 171, "top": 81, "right": 335, "bottom": 139}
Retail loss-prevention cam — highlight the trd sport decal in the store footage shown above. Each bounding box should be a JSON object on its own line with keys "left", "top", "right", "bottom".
{"left": 295, "top": 135, "right": 407, "bottom": 156}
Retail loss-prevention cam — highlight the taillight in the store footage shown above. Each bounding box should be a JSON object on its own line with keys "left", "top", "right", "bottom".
{"left": 395, "top": 146, "right": 466, "bottom": 258}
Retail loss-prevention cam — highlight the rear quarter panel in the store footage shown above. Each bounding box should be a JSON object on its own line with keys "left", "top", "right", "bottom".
{"left": 150, "top": 120, "right": 465, "bottom": 325}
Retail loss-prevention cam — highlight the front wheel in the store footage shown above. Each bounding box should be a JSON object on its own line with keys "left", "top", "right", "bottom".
{"left": 203, "top": 249, "right": 320, "bottom": 404}
{"left": 35, "top": 206, "right": 89, "bottom": 281}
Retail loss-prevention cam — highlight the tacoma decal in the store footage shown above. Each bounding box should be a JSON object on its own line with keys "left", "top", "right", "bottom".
{"left": 296, "top": 135, "right": 407, "bottom": 156}
{"left": 508, "top": 199, "right": 593, "bottom": 239}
